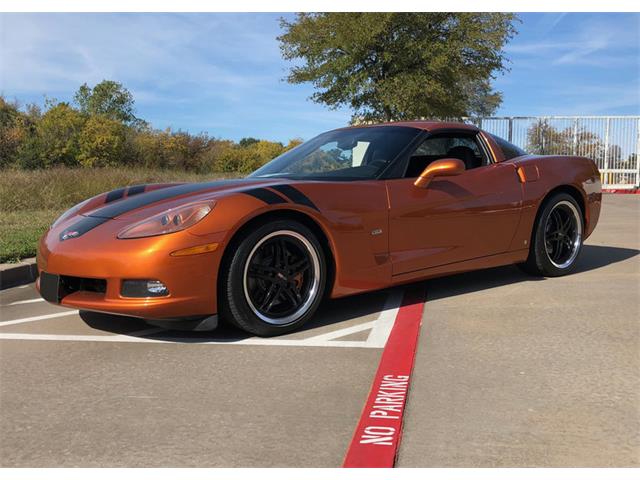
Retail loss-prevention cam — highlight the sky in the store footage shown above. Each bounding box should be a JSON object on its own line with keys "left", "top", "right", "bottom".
{"left": 1, "top": 12, "right": 639, "bottom": 142}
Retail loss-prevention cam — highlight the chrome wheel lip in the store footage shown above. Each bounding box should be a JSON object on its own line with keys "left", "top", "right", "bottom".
{"left": 243, "top": 230, "right": 321, "bottom": 326}
{"left": 544, "top": 200, "right": 583, "bottom": 269}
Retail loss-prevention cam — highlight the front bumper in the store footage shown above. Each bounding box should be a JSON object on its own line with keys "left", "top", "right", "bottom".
{"left": 36, "top": 218, "right": 226, "bottom": 321}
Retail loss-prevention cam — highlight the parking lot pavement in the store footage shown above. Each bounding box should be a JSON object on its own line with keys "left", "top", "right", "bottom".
{"left": 398, "top": 194, "right": 640, "bottom": 467}
{"left": 0, "top": 284, "right": 405, "bottom": 467}
{"left": 1, "top": 194, "right": 638, "bottom": 467}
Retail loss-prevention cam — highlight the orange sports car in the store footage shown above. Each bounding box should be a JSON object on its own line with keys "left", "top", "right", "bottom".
{"left": 37, "top": 121, "right": 602, "bottom": 336}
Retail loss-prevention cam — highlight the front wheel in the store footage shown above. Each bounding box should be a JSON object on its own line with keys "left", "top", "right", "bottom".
{"left": 521, "top": 192, "right": 584, "bottom": 277}
{"left": 220, "top": 219, "right": 326, "bottom": 336}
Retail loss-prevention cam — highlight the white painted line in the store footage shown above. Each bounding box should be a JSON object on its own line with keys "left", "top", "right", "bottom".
{"left": 301, "top": 320, "right": 376, "bottom": 342}
{"left": 224, "top": 337, "right": 372, "bottom": 348}
{"left": 8, "top": 298, "right": 45, "bottom": 306}
{"left": 366, "top": 289, "right": 403, "bottom": 348}
{"left": 0, "top": 310, "right": 78, "bottom": 327}
{"left": 0, "top": 332, "right": 375, "bottom": 348}
{"left": 0, "top": 291, "right": 404, "bottom": 348}
{"left": 301, "top": 290, "right": 403, "bottom": 344}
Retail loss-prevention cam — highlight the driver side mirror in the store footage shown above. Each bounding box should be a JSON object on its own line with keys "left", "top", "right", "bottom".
{"left": 413, "top": 158, "right": 466, "bottom": 189}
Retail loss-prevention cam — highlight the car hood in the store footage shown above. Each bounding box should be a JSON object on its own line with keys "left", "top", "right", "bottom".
{"left": 81, "top": 177, "right": 287, "bottom": 221}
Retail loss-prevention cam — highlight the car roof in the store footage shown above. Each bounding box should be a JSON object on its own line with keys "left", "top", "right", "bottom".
{"left": 345, "top": 120, "right": 480, "bottom": 132}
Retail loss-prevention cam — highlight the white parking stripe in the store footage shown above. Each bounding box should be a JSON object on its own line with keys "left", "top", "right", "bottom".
{"left": 302, "top": 320, "right": 376, "bottom": 342}
{"left": 8, "top": 298, "right": 45, "bottom": 306}
{"left": 0, "top": 310, "right": 78, "bottom": 327}
{"left": 0, "top": 291, "right": 403, "bottom": 348}
{"left": 301, "top": 290, "right": 403, "bottom": 344}
{"left": 366, "top": 290, "right": 403, "bottom": 347}
{"left": 0, "top": 332, "right": 375, "bottom": 348}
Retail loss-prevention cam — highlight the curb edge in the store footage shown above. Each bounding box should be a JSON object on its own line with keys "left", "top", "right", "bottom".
{"left": 0, "top": 258, "right": 38, "bottom": 290}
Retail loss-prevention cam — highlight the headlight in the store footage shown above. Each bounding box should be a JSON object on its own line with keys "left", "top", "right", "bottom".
{"left": 117, "top": 201, "right": 215, "bottom": 239}
{"left": 51, "top": 198, "right": 93, "bottom": 229}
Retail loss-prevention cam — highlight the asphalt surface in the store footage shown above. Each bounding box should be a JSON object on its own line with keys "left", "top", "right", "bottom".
{"left": 1, "top": 194, "right": 638, "bottom": 467}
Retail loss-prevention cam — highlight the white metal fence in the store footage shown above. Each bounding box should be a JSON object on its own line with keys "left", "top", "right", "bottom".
{"left": 465, "top": 116, "right": 640, "bottom": 189}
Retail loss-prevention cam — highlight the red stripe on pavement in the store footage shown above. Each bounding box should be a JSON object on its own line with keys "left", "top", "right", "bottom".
{"left": 602, "top": 189, "right": 640, "bottom": 194}
{"left": 342, "top": 285, "right": 426, "bottom": 468}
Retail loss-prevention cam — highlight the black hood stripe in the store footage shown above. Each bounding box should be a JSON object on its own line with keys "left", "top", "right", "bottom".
{"left": 60, "top": 216, "right": 109, "bottom": 241}
{"left": 60, "top": 179, "right": 249, "bottom": 240}
{"left": 59, "top": 180, "right": 316, "bottom": 241}
{"left": 126, "top": 184, "right": 147, "bottom": 197}
{"left": 269, "top": 185, "right": 319, "bottom": 212}
{"left": 104, "top": 188, "right": 126, "bottom": 203}
{"left": 241, "top": 188, "right": 287, "bottom": 205}
{"left": 87, "top": 179, "right": 249, "bottom": 219}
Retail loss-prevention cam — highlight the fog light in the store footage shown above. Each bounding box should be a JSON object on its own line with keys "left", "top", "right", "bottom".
{"left": 121, "top": 279, "right": 169, "bottom": 298}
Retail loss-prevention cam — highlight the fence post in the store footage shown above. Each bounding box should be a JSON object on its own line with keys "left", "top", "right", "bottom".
{"left": 572, "top": 118, "right": 578, "bottom": 156}
{"left": 603, "top": 117, "right": 610, "bottom": 187}
{"left": 508, "top": 117, "right": 513, "bottom": 143}
{"left": 636, "top": 118, "right": 640, "bottom": 188}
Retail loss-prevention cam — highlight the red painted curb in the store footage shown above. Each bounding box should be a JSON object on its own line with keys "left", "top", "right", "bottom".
{"left": 342, "top": 286, "right": 426, "bottom": 468}
{"left": 602, "top": 189, "right": 640, "bottom": 194}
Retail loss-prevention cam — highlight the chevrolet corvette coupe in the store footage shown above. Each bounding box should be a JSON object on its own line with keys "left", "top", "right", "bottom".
{"left": 37, "top": 121, "right": 602, "bottom": 336}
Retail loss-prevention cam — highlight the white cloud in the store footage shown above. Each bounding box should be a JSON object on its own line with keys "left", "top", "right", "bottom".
{"left": 0, "top": 13, "right": 282, "bottom": 95}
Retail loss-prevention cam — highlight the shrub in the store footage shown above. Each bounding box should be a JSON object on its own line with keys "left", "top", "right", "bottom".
{"left": 0, "top": 82, "right": 309, "bottom": 175}
{"left": 78, "top": 115, "right": 127, "bottom": 167}
{"left": 26, "top": 102, "right": 85, "bottom": 168}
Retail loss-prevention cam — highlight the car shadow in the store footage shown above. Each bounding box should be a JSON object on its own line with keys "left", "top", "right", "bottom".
{"left": 79, "top": 285, "right": 402, "bottom": 343}
{"left": 425, "top": 244, "right": 639, "bottom": 301}
{"left": 80, "top": 244, "right": 638, "bottom": 342}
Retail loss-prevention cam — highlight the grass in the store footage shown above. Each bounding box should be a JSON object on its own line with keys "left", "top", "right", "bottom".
{"left": 0, "top": 167, "right": 232, "bottom": 263}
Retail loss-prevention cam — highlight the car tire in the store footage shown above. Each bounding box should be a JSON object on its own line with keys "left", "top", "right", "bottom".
{"left": 220, "top": 219, "right": 326, "bottom": 337}
{"left": 520, "top": 192, "right": 584, "bottom": 277}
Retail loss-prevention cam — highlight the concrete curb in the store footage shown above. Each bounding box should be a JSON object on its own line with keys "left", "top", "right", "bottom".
{"left": 0, "top": 258, "right": 38, "bottom": 290}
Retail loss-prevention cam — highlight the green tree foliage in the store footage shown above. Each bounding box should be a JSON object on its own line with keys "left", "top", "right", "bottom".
{"left": 78, "top": 115, "right": 127, "bottom": 167}
{"left": 74, "top": 80, "right": 137, "bottom": 124}
{"left": 239, "top": 137, "right": 260, "bottom": 147}
{"left": 25, "top": 102, "right": 85, "bottom": 168}
{"left": 0, "top": 81, "right": 298, "bottom": 174}
{"left": 0, "top": 97, "right": 24, "bottom": 167}
{"left": 215, "top": 139, "right": 299, "bottom": 174}
{"left": 278, "top": 13, "right": 517, "bottom": 122}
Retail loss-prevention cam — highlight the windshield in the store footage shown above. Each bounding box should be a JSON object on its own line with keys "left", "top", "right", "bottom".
{"left": 249, "top": 126, "right": 420, "bottom": 180}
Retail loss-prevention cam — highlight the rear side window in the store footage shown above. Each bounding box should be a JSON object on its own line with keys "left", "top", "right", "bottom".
{"left": 403, "top": 133, "right": 489, "bottom": 178}
{"left": 490, "top": 134, "right": 527, "bottom": 160}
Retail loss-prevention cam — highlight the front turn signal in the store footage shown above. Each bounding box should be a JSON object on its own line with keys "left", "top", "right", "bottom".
{"left": 170, "top": 243, "right": 219, "bottom": 257}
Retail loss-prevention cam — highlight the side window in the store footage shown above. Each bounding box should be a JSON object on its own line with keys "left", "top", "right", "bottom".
{"left": 490, "top": 134, "right": 527, "bottom": 160}
{"left": 404, "top": 133, "right": 488, "bottom": 178}
{"left": 413, "top": 137, "right": 449, "bottom": 156}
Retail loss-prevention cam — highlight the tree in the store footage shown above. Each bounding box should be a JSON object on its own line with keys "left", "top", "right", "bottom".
{"left": 526, "top": 120, "right": 569, "bottom": 155}
{"left": 239, "top": 137, "right": 260, "bottom": 148}
{"left": 278, "top": 13, "right": 517, "bottom": 122}
{"left": 74, "top": 80, "right": 137, "bottom": 124}
{"left": 214, "top": 140, "right": 289, "bottom": 174}
{"left": 463, "top": 79, "right": 503, "bottom": 118}
{"left": 78, "top": 115, "right": 127, "bottom": 167}
{"left": 0, "top": 97, "right": 24, "bottom": 167}
{"left": 24, "top": 102, "right": 85, "bottom": 168}
{"left": 526, "top": 119, "right": 622, "bottom": 163}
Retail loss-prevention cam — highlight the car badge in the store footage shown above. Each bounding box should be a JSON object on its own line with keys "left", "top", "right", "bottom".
{"left": 61, "top": 230, "right": 80, "bottom": 241}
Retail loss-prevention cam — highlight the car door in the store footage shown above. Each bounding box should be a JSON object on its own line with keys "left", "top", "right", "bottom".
{"left": 386, "top": 131, "right": 523, "bottom": 276}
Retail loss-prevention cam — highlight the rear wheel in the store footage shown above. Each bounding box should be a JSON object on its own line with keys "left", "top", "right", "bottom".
{"left": 521, "top": 192, "right": 584, "bottom": 277}
{"left": 220, "top": 219, "right": 326, "bottom": 336}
